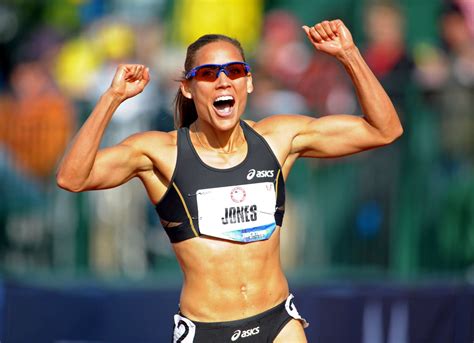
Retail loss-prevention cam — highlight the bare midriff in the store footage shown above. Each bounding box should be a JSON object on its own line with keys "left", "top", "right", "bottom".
{"left": 171, "top": 226, "right": 289, "bottom": 322}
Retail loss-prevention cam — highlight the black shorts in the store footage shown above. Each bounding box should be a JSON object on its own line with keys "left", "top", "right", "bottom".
{"left": 172, "top": 294, "right": 308, "bottom": 343}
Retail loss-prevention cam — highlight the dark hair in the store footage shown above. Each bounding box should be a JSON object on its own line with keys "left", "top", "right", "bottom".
{"left": 173, "top": 34, "right": 246, "bottom": 128}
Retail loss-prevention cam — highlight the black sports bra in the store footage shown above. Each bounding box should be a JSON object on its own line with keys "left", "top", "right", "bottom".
{"left": 155, "top": 121, "right": 285, "bottom": 243}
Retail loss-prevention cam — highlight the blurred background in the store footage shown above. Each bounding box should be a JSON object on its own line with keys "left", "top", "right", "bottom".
{"left": 0, "top": 0, "right": 473, "bottom": 342}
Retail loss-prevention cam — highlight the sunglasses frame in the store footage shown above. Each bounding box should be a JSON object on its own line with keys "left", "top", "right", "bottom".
{"left": 185, "top": 61, "right": 251, "bottom": 81}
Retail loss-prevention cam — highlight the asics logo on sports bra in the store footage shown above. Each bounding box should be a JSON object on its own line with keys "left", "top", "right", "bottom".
{"left": 231, "top": 326, "right": 260, "bottom": 341}
{"left": 246, "top": 169, "right": 274, "bottom": 180}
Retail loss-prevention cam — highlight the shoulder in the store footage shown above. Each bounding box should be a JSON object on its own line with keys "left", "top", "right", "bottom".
{"left": 122, "top": 130, "right": 177, "bottom": 145}
{"left": 246, "top": 114, "right": 315, "bottom": 139}
{"left": 244, "top": 115, "right": 315, "bottom": 167}
{"left": 120, "top": 130, "right": 178, "bottom": 154}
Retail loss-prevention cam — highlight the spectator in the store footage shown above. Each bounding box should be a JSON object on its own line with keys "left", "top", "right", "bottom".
{"left": 0, "top": 61, "right": 74, "bottom": 181}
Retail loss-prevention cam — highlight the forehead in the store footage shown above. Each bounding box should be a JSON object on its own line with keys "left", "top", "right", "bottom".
{"left": 193, "top": 41, "right": 244, "bottom": 66}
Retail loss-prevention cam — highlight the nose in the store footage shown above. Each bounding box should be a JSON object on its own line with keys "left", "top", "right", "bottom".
{"left": 215, "top": 69, "right": 231, "bottom": 87}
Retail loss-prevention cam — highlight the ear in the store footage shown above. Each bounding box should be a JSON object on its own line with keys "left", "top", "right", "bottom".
{"left": 180, "top": 81, "right": 193, "bottom": 99}
{"left": 246, "top": 74, "right": 254, "bottom": 94}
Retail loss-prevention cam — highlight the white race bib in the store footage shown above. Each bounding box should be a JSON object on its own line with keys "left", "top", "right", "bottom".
{"left": 196, "top": 182, "right": 276, "bottom": 242}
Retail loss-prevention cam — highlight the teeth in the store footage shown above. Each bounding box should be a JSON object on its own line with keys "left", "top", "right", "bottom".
{"left": 215, "top": 95, "right": 234, "bottom": 102}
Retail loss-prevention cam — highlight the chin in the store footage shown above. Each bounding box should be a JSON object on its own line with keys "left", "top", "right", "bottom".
{"left": 208, "top": 107, "right": 242, "bottom": 131}
{"left": 214, "top": 114, "right": 242, "bottom": 131}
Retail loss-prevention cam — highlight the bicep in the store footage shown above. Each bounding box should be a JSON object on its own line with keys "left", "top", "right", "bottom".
{"left": 291, "top": 114, "right": 389, "bottom": 158}
{"left": 84, "top": 143, "right": 152, "bottom": 190}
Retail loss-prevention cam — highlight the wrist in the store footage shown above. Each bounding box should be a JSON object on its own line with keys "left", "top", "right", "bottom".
{"left": 337, "top": 44, "right": 360, "bottom": 65}
{"left": 99, "top": 89, "right": 126, "bottom": 116}
{"left": 103, "top": 88, "right": 126, "bottom": 104}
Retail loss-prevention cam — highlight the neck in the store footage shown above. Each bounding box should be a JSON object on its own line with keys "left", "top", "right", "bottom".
{"left": 192, "top": 119, "right": 244, "bottom": 154}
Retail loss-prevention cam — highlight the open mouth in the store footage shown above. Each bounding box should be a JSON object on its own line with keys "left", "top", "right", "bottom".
{"left": 213, "top": 95, "right": 235, "bottom": 116}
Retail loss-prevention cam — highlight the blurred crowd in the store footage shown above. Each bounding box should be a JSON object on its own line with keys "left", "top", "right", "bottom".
{"left": 0, "top": 0, "right": 473, "bottom": 280}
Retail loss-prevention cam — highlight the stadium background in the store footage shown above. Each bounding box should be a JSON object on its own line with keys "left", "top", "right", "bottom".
{"left": 0, "top": 0, "right": 473, "bottom": 341}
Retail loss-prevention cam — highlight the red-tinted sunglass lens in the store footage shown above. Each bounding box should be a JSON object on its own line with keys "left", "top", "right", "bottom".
{"left": 194, "top": 66, "right": 219, "bottom": 81}
{"left": 193, "top": 63, "right": 248, "bottom": 81}
{"left": 224, "top": 64, "right": 247, "bottom": 80}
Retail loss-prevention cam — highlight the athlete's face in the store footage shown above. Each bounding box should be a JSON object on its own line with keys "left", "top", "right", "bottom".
{"left": 180, "top": 41, "right": 253, "bottom": 131}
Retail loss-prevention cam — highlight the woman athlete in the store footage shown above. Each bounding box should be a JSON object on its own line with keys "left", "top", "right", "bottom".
{"left": 57, "top": 20, "right": 402, "bottom": 342}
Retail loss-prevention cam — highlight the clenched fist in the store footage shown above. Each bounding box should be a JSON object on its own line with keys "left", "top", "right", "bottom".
{"left": 303, "top": 20, "right": 356, "bottom": 60}
{"left": 109, "top": 64, "right": 150, "bottom": 101}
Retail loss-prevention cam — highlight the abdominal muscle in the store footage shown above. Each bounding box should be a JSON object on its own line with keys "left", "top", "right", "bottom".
{"left": 172, "top": 226, "right": 289, "bottom": 322}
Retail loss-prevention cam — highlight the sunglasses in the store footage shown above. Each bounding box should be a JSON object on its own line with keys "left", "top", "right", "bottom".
{"left": 185, "top": 62, "right": 251, "bottom": 82}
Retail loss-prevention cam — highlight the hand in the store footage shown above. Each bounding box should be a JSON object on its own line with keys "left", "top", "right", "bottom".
{"left": 303, "top": 20, "right": 355, "bottom": 60}
{"left": 109, "top": 64, "right": 150, "bottom": 101}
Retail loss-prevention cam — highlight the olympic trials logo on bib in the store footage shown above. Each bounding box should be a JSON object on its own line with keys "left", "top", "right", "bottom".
{"left": 230, "top": 187, "right": 246, "bottom": 203}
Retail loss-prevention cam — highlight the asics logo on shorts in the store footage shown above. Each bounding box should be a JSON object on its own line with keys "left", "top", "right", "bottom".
{"left": 231, "top": 326, "right": 260, "bottom": 341}
{"left": 247, "top": 169, "right": 274, "bottom": 180}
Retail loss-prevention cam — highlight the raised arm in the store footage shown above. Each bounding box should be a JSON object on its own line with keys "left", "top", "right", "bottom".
{"left": 56, "top": 64, "right": 153, "bottom": 192}
{"left": 260, "top": 19, "right": 403, "bottom": 160}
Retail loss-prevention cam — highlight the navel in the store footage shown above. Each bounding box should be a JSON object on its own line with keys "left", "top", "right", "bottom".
{"left": 240, "top": 284, "right": 247, "bottom": 294}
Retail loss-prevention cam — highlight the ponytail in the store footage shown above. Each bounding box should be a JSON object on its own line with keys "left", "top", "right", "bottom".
{"left": 174, "top": 90, "right": 197, "bottom": 128}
